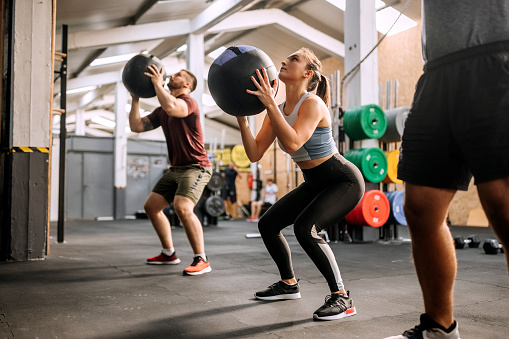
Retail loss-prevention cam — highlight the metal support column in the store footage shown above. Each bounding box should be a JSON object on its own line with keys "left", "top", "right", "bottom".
{"left": 57, "top": 25, "right": 68, "bottom": 243}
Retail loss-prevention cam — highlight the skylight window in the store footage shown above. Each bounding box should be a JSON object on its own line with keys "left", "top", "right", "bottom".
{"left": 326, "top": 0, "right": 346, "bottom": 11}
{"left": 90, "top": 51, "right": 149, "bottom": 67}
{"left": 375, "top": 1, "right": 417, "bottom": 36}
{"left": 326, "top": 0, "right": 416, "bottom": 36}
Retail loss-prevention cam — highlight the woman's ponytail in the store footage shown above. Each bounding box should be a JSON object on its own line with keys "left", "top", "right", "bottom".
{"left": 300, "top": 47, "right": 330, "bottom": 107}
{"left": 316, "top": 74, "right": 330, "bottom": 107}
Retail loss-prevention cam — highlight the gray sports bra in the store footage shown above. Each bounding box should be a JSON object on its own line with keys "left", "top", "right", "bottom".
{"left": 277, "top": 92, "right": 338, "bottom": 162}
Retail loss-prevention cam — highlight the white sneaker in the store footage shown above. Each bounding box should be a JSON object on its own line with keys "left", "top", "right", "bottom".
{"left": 384, "top": 314, "right": 460, "bottom": 339}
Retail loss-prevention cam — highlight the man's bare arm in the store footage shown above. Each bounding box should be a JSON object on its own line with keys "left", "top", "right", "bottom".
{"left": 129, "top": 95, "right": 155, "bottom": 132}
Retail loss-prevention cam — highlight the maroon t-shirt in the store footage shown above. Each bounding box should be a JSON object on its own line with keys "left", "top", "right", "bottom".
{"left": 146, "top": 94, "right": 211, "bottom": 167}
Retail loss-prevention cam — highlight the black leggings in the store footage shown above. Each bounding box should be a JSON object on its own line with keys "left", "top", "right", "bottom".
{"left": 258, "top": 154, "right": 364, "bottom": 292}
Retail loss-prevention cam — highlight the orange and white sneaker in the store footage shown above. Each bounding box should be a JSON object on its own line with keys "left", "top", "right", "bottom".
{"left": 183, "top": 256, "right": 212, "bottom": 276}
{"left": 313, "top": 291, "right": 357, "bottom": 321}
{"left": 146, "top": 252, "right": 181, "bottom": 265}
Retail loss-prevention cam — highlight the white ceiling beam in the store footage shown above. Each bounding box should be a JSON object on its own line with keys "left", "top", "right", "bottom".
{"left": 84, "top": 126, "right": 115, "bottom": 137}
{"left": 62, "top": 8, "right": 343, "bottom": 58}
{"left": 79, "top": 84, "right": 115, "bottom": 109}
{"left": 190, "top": 0, "right": 254, "bottom": 33}
{"left": 208, "top": 9, "right": 345, "bottom": 58}
{"left": 63, "top": 109, "right": 116, "bottom": 124}
{"left": 64, "top": 19, "right": 191, "bottom": 51}
{"left": 67, "top": 71, "right": 121, "bottom": 91}
{"left": 62, "top": 0, "right": 252, "bottom": 51}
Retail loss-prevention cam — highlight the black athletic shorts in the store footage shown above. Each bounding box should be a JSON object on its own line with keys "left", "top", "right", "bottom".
{"left": 398, "top": 41, "right": 509, "bottom": 191}
{"left": 221, "top": 184, "right": 237, "bottom": 203}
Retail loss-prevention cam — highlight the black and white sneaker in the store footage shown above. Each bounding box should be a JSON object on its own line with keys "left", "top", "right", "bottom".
{"left": 313, "top": 291, "right": 356, "bottom": 321}
{"left": 254, "top": 280, "right": 301, "bottom": 300}
{"left": 384, "top": 313, "right": 460, "bottom": 339}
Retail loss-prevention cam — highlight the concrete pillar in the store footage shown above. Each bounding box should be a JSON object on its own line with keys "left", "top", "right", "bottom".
{"left": 345, "top": 0, "right": 379, "bottom": 151}
{"left": 344, "top": 0, "right": 379, "bottom": 108}
{"left": 113, "top": 79, "right": 128, "bottom": 219}
{"left": 0, "top": 0, "right": 53, "bottom": 261}
{"left": 344, "top": 0, "right": 380, "bottom": 187}
{"left": 75, "top": 108, "right": 86, "bottom": 136}
{"left": 186, "top": 33, "right": 205, "bottom": 137}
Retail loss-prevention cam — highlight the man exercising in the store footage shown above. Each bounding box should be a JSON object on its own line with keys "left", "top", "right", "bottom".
{"left": 386, "top": 0, "right": 509, "bottom": 338}
{"left": 128, "top": 66, "right": 213, "bottom": 276}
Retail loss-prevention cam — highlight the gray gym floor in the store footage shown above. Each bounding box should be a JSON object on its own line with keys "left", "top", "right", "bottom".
{"left": 1, "top": 218, "right": 507, "bottom": 339}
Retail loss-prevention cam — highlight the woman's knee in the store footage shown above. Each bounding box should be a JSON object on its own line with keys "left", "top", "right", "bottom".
{"left": 293, "top": 219, "right": 314, "bottom": 243}
{"left": 257, "top": 216, "right": 271, "bottom": 235}
{"left": 258, "top": 214, "right": 282, "bottom": 237}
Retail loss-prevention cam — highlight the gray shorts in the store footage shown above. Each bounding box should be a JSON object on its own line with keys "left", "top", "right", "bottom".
{"left": 153, "top": 165, "right": 212, "bottom": 205}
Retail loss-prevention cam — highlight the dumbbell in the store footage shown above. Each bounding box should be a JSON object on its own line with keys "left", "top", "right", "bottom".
{"left": 453, "top": 235, "right": 481, "bottom": 249}
{"left": 483, "top": 239, "right": 504, "bottom": 255}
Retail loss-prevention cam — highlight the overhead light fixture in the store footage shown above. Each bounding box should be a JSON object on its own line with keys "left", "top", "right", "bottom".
{"left": 90, "top": 50, "right": 148, "bottom": 67}
{"left": 67, "top": 85, "right": 97, "bottom": 95}
{"left": 91, "top": 116, "right": 116, "bottom": 128}
{"left": 208, "top": 46, "right": 226, "bottom": 60}
{"left": 202, "top": 93, "right": 217, "bottom": 107}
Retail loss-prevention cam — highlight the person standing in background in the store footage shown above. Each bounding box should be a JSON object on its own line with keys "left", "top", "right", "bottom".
{"left": 248, "top": 178, "right": 278, "bottom": 222}
{"left": 221, "top": 162, "right": 238, "bottom": 220}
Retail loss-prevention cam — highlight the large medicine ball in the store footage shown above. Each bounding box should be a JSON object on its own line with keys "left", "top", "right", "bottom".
{"left": 122, "top": 54, "right": 166, "bottom": 98}
{"left": 208, "top": 45, "right": 278, "bottom": 116}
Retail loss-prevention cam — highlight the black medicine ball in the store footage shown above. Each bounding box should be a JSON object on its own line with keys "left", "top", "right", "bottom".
{"left": 208, "top": 46, "right": 278, "bottom": 116}
{"left": 122, "top": 54, "right": 166, "bottom": 98}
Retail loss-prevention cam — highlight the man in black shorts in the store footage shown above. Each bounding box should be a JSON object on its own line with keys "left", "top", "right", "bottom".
{"left": 221, "top": 162, "right": 238, "bottom": 219}
{"left": 386, "top": 1, "right": 509, "bottom": 338}
{"left": 128, "top": 66, "right": 213, "bottom": 276}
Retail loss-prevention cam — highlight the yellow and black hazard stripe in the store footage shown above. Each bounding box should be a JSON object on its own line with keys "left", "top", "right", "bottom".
{"left": 1, "top": 147, "right": 50, "bottom": 155}
{"left": 10, "top": 147, "right": 49, "bottom": 153}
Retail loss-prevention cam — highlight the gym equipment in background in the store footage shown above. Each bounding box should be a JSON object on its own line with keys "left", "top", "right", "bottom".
{"left": 453, "top": 235, "right": 481, "bottom": 249}
{"left": 383, "top": 150, "right": 402, "bottom": 184}
{"left": 206, "top": 172, "right": 224, "bottom": 192}
{"left": 208, "top": 45, "right": 278, "bottom": 116}
{"left": 483, "top": 239, "right": 504, "bottom": 254}
{"left": 379, "top": 106, "right": 409, "bottom": 143}
{"left": 122, "top": 54, "right": 166, "bottom": 98}
{"left": 346, "top": 190, "right": 390, "bottom": 227}
{"left": 344, "top": 147, "right": 388, "bottom": 183}
{"left": 343, "top": 104, "right": 387, "bottom": 140}
{"left": 384, "top": 190, "right": 407, "bottom": 226}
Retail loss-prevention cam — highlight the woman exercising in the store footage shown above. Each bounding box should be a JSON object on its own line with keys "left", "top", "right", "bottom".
{"left": 237, "top": 47, "right": 365, "bottom": 320}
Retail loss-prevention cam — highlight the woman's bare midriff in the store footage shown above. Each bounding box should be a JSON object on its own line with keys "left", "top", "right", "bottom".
{"left": 296, "top": 153, "right": 334, "bottom": 170}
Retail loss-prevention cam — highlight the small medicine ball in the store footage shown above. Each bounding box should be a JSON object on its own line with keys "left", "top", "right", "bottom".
{"left": 208, "top": 45, "right": 278, "bottom": 116}
{"left": 122, "top": 54, "right": 166, "bottom": 98}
